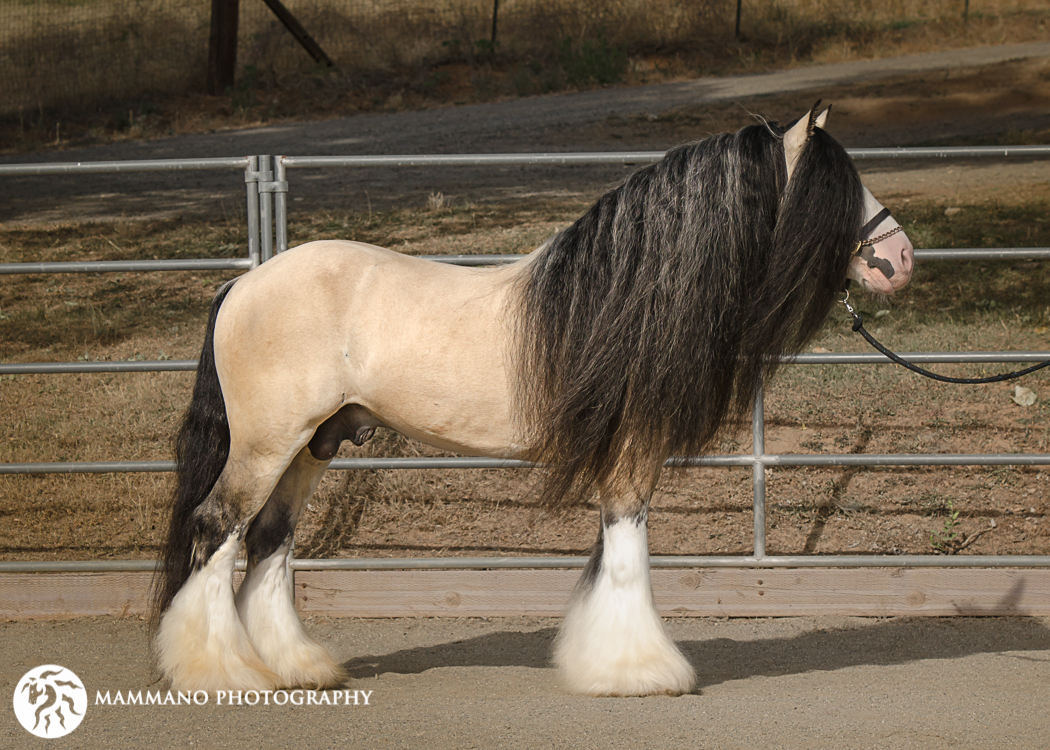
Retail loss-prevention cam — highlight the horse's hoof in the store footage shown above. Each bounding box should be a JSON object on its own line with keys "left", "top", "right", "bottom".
{"left": 161, "top": 649, "right": 282, "bottom": 694}
{"left": 268, "top": 644, "right": 348, "bottom": 690}
{"left": 556, "top": 651, "right": 696, "bottom": 697}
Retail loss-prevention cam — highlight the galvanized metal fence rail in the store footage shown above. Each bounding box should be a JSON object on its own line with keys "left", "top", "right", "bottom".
{"left": 2, "top": 146, "right": 1049, "bottom": 573}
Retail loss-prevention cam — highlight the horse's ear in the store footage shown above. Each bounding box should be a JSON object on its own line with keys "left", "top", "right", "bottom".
{"left": 810, "top": 103, "right": 827, "bottom": 130}
{"left": 784, "top": 101, "right": 828, "bottom": 180}
{"left": 783, "top": 111, "right": 810, "bottom": 181}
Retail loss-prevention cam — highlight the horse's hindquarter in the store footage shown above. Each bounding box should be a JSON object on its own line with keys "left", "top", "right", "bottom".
{"left": 215, "top": 240, "right": 524, "bottom": 458}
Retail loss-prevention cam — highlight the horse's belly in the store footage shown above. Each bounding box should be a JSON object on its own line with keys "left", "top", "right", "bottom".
{"left": 373, "top": 391, "right": 521, "bottom": 458}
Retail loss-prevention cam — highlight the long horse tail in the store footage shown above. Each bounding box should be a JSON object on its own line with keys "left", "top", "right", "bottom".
{"left": 149, "top": 280, "right": 237, "bottom": 635}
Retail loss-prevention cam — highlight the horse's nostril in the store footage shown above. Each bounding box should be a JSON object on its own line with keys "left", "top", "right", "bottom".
{"left": 901, "top": 244, "right": 915, "bottom": 274}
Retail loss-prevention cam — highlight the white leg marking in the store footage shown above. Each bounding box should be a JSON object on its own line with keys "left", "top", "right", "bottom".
{"left": 236, "top": 543, "right": 347, "bottom": 689}
{"left": 155, "top": 535, "right": 281, "bottom": 693}
{"left": 555, "top": 515, "right": 696, "bottom": 696}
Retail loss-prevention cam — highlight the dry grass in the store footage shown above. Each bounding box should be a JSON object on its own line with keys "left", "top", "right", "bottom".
{"left": 2, "top": 0, "right": 1048, "bottom": 152}
{"left": 1, "top": 193, "right": 1047, "bottom": 562}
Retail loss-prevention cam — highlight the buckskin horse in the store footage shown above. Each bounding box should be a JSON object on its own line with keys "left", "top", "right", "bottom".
{"left": 151, "top": 106, "right": 914, "bottom": 697}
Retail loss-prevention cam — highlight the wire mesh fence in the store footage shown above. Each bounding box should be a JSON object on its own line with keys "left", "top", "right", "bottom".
{"left": 5, "top": 0, "right": 1042, "bottom": 117}
{"left": 2, "top": 0, "right": 208, "bottom": 117}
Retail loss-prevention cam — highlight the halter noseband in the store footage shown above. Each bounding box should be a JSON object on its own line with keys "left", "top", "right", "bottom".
{"left": 853, "top": 207, "right": 903, "bottom": 279}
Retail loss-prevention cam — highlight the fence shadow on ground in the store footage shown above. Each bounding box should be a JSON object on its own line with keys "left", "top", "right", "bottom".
{"left": 341, "top": 615, "right": 1050, "bottom": 690}
{"left": 682, "top": 614, "right": 1050, "bottom": 691}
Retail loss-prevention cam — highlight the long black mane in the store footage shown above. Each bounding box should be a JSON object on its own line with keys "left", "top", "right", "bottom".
{"left": 514, "top": 120, "right": 863, "bottom": 508}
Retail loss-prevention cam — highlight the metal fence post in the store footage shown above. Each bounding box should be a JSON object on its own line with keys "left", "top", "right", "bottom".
{"left": 245, "top": 155, "right": 262, "bottom": 268}
{"left": 258, "top": 154, "right": 275, "bottom": 263}
{"left": 752, "top": 380, "right": 767, "bottom": 559}
{"left": 253, "top": 154, "right": 289, "bottom": 260}
{"left": 273, "top": 156, "right": 289, "bottom": 254}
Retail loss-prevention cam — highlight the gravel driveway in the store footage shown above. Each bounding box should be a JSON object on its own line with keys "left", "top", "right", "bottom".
{"left": 2, "top": 41, "right": 1048, "bottom": 225}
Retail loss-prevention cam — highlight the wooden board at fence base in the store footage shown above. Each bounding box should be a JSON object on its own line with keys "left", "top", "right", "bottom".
{"left": 2, "top": 568, "right": 1050, "bottom": 619}
{"left": 0, "top": 572, "right": 154, "bottom": 619}
{"left": 294, "top": 568, "right": 1050, "bottom": 618}
{"left": 0, "top": 571, "right": 243, "bottom": 620}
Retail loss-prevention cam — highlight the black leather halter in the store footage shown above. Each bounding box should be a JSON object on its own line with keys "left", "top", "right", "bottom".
{"left": 858, "top": 207, "right": 899, "bottom": 245}
{"left": 853, "top": 207, "right": 903, "bottom": 280}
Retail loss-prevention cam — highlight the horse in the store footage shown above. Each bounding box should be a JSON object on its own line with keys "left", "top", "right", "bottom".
{"left": 150, "top": 105, "right": 913, "bottom": 697}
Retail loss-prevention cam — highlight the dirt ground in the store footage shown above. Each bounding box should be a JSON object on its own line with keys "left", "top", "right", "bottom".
{"left": 2, "top": 615, "right": 1050, "bottom": 749}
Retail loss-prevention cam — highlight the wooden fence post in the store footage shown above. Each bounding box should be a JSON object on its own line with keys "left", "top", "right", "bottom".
{"left": 206, "top": 0, "right": 240, "bottom": 95}
{"left": 260, "top": 0, "right": 335, "bottom": 68}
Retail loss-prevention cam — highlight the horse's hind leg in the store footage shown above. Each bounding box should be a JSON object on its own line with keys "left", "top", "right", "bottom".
{"left": 554, "top": 474, "right": 696, "bottom": 696}
{"left": 154, "top": 454, "right": 287, "bottom": 693}
{"left": 235, "top": 447, "right": 346, "bottom": 689}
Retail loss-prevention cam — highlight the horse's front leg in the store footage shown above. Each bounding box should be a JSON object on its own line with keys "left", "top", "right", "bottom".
{"left": 555, "top": 475, "right": 696, "bottom": 696}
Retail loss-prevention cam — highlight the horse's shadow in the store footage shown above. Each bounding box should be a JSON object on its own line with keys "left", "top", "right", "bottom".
{"left": 343, "top": 628, "right": 558, "bottom": 678}
{"left": 342, "top": 616, "right": 1050, "bottom": 690}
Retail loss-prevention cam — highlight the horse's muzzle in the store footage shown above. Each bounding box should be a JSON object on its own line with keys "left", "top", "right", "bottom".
{"left": 852, "top": 234, "right": 914, "bottom": 295}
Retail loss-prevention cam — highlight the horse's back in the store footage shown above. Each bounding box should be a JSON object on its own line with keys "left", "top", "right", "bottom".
{"left": 214, "top": 239, "right": 525, "bottom": 457}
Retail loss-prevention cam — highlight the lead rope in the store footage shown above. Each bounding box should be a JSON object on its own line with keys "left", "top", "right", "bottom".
{"left": 840, "top": 290, "right": 1050, "bottom": 384}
